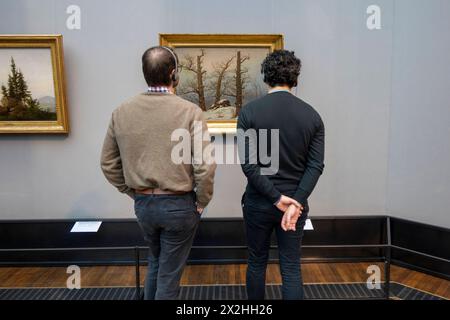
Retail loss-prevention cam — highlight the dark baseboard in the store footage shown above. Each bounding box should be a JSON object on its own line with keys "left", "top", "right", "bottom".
{"left": 0, "top": 216, "right": 448, "bottom": 280}
{"left": 390, "top": 217, "right": 450, "bottom": 279}
{"left": 0, "top": 216, "right": 387, "bottom": 264}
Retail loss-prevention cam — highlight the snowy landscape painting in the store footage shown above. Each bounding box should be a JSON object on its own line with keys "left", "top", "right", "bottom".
{"left": 175, "top": 47, "right": 270, "bottom": 121}
{"left": 160, "top": 34, "right": 284, "bottom": 133}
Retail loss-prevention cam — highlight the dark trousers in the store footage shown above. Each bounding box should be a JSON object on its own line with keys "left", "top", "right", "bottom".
{"left": 134, "top": 192, "right": 200, "bottom": 300}
{"left": 243, "top": 194, "right": 308, "bottom": 300}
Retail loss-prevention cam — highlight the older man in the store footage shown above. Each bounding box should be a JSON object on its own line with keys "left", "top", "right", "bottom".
{"left": 101, "top": 46, "right": 216, "bottom": 300}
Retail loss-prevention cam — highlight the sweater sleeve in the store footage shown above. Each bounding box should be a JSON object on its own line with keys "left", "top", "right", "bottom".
{"left": 237, "top": 107, "right": 282, "bottom": 204}
{"left": 100, "top": 114, "right": 135, "bottom": 199}
{"left": 293, "top": 116, "right": 325, "bottom": 205}
{"left": 191, "top": 108, "right": 217, "bottom": 208}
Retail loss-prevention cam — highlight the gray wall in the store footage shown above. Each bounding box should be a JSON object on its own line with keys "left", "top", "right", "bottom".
{"left": 0, "top": 0, "right": 448, "bottom": 228}
{"left": 387, "top": 0, "right": 450, "bottom": 228}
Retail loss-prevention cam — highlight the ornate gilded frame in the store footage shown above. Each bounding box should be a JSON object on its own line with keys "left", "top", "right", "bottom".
{"left": 160, "top": 34, "right": 284, "bottom": 134}
{"left": 0, "top": 35, "right": 69, "bottom": 134}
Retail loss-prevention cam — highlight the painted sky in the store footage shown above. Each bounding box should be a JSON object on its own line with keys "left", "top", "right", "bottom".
{"left": 176, "top": 47, "right": 269, "bottom": 76}
{"left": 0, "top": 48, "right": 55, "bottom": 99}
{"left": 175, "top": 46, "right": 270, "bottom": 105}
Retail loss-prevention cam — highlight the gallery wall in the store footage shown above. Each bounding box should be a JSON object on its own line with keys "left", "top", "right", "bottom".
{"left": 0, "top": 0, "right": 449, "bottom": 228}
{"left": 387, "top": 0, "right": 450, "bottom": 228}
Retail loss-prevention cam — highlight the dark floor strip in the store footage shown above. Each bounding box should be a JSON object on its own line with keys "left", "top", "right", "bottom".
{"left": 0, "top": 283, "right": 444, "bottom": 300}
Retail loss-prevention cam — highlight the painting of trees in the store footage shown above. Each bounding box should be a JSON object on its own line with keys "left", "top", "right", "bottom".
{"left": 159, "top": 34, "right": 283, "bottom": 129}
{"left": 0, "top": 57, "right": 56, "bottom": 121}
{"left": 178, "top": 49, "right": 207, "bottom": 111}
{"left": 174, "top": 47, "right": 268, "bottom": 120}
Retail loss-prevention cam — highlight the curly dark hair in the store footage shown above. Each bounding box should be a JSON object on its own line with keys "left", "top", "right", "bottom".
{"left": 261, "top": 50, "right": 301, "bottom": 88}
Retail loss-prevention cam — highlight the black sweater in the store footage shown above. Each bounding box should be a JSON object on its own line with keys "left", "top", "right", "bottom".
{"left": 237, "top": 91, "right": 325, "bottom": 206}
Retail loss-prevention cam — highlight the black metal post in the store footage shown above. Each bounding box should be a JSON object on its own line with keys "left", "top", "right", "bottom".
{"left": 135, "top": 246, "right": 141, "bottom": 300}
{"left": 384, "top": 217, "right": 391, "bottom": 300}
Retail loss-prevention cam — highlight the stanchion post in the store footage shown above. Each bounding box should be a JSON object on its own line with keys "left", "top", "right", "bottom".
{"left": 135, "top": 246, "right": 141, "bottom": 300}
{"left": 384, "top": 217, "right": 392, "bottom": 300}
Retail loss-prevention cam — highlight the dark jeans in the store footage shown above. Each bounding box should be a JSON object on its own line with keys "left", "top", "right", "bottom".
{"left": 243, "top": 193, "right": 308, "bottom": 300}
{"left": 134, "top": 192, "right": 200, "bottom": 300}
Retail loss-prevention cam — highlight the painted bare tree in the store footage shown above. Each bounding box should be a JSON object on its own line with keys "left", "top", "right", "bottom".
{"left": 211, "top": 56, "right": 234, "bottom": 106}
{"left": 178, "top": 49, "right": 207, "bottom": 111}
{"left": 224, "top": 51, "right": 250, "bottom": 116}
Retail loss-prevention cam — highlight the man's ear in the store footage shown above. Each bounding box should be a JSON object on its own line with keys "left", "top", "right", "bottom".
{"left": 171, "top": 69, "right": 179, "bottom": 88}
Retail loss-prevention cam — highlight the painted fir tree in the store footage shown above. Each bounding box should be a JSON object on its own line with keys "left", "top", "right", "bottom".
{"left": 0, "top": 57, "right": 54, "bottom": 121}
{"left": 1, "top": 57, "right": 35, "bottom": 102}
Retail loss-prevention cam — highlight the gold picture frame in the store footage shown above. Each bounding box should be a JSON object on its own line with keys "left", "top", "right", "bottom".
{"left": 0, "top": 35, "right": 69, "bottom": 134}
{"left": 160, "top": 34, "right": 284, "bottom": 134}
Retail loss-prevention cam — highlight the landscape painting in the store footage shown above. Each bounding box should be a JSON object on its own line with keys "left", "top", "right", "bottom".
{"left": 176, "top": 47, "right": 269, "bottom": 121}
{"left": 160, "top": 34, "right": 284, "bottom": 133}
{"left": 0, "top": 35, "right": 69, "bottom": 134}
{"left": 0, "top": 48, "right": 56, "bottom": 121}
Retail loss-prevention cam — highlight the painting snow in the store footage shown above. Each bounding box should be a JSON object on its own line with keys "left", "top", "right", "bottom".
{"left": 175, "top": 47, "right": 270, "bottom": 120}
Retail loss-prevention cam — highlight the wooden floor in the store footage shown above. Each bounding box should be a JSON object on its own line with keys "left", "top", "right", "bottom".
{"left": 0, "top": 262, "right": 448, "bottom": 299}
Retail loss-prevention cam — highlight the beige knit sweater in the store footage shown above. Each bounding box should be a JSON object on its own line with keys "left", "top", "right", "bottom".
{"left": 100, "top": 93, "right": 216, "bottom": 207}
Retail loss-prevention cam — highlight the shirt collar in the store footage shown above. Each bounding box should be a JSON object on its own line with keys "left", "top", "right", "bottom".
{"left": 268, "top": 88, "right": 292, "bottom": 94}
{"left": 148, "top": 86, "right": 172, "bottom": 94}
